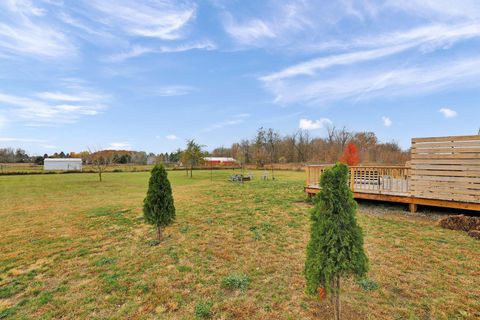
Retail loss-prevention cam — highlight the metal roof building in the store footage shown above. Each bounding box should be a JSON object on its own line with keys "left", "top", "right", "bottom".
{"left": 44, "top": 158, "right": 82, "bottom": 171}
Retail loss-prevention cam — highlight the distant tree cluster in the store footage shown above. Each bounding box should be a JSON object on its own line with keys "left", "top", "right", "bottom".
{"left": 85, "top": 150, "right": 149, "bottom": 165}
{"left": 225, "top": 126, "right": 409, "bottom": 166}
{"left": 156, "top": 150, "right": 183, "bottom": 163}
{"left": 0, "top": 148, "right": 35, "bottom": 163}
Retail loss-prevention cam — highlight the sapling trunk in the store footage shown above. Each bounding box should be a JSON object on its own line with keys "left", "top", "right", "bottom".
{"left": 156, "top": 226, "right": 162, "bottom": 241}
{"left": 335, "top": 276, "right": 341, "bottom": 320}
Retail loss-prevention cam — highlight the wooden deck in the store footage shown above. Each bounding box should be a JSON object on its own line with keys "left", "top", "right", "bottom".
{"left": 305, "top": 135, "right": 480, "bottom": 212}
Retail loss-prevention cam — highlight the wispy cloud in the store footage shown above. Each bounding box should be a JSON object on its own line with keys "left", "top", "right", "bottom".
{"left": 58, "top": 12, "right": 110, "bottom": 38}
{"left": 105, "top": 40, "right": 216, "bottom": 62}
{"left": 382, "top": 116, "right": 392, "bottom": 127}
{"left": 166, "top": 134, "right": 178, "bottom": 140}
{"left": 0, "top": 82, "right": 108, "bottom": 125}
{"left": 3, "top": 0, "right": 46, "bottom": 17}
{"left": 302, "top": 22, "right": 480, "bottom": 53}
{"left": 0, "top": 18, "right": 74, "bottom": 59}
{"left": 88, "top": 0, "right": 196, "bottom": 40}
{"left": 223, "top": 16, "right": 276, "bottom": 45}
{"left": 35, "top": 91, "right": 105, "bottom": 102}
{"left": 0, "top": 1, "right": 75, "bottom": 59}
{"left": 261, "top": 45, "right": 412, "bottom": 83}
{"left": 262, "top": 23, "right": 480, "bottom": 83}
{"left": 0, "top": 137, "right": 47, "bottom": 143}
{"left": 439, "top": 108, "right": 457, "bottom": 118}
{"left": 299, "top": 118, "right": 331, "bottom": 130}
{"left": 387, "top": 0, "right": 480, "bottom": 20}
{"left": 107, "top": 142, "right": 131, "bottom": 150}
{"left": 202, "top": 114, "right": 250, "bottom": 132}
{"left": 151, "top": 86, "right": 195, "bottom": 97}
{"left": 221, "top": 2, "right": 315, "bottom": 47}
{"left": 262, "top": 52, "right": 480, "bottom": 105}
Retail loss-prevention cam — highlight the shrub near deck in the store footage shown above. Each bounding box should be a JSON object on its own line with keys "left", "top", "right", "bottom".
{"left": 0, "top": 170, "right": 479, "bottom": 319}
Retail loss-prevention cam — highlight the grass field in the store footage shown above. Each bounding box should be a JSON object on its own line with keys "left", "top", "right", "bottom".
{"left": 1, "top": 170, "right": 479, "bottom": 319}
{"left": 0, "top": 163, "right": 156, "bottom": 174}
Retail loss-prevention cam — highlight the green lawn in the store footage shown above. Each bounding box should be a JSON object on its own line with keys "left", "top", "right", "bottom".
{"left": 0, "top": 170, "right": 479, "bottom": 319}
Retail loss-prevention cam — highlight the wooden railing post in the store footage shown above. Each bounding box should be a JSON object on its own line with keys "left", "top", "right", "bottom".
{"left": 305, "top": 166, "right": 309, "bottom": 187}
{"left": 350, "top": 167, "right": 355, "bottom": 191}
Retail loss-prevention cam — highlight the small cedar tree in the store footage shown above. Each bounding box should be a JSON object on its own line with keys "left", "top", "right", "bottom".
{"left": 305, "top": 163, "right": 368, "bottom": 320}
{"left": 143, "top": 164, "right": 176, "bottom": 241}
{"left": 340, "top": 143, "right": 360, "bottom": 166}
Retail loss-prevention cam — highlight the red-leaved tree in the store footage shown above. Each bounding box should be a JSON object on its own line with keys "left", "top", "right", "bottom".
{"left": 340, "top": 143, "right": 360, "bottom": 166}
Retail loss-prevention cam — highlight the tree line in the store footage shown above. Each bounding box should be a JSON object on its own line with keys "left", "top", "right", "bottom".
{"left": 214, "top": 126, "right": 409, "bottom": 166}
{"left": 1, "top": 126, "right": 409, "bottom": 166}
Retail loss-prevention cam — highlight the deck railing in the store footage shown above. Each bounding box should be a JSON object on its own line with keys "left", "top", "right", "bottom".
{"left": 305, "top": 165, "right": 411, "bottom": 196}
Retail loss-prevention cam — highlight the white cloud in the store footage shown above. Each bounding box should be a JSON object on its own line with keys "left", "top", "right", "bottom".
{"left": 166, "top": 134, "right": 178, "bottom": 140}
{"left": 262, "top": 23, "right": 480, "bottom": 83}
{"left": 88, "top": 0, "right": 196, "bottom": 40}
{"left": 221, "top": 2, "right": 316, "bottom": 47}
{"left": 0, "top": 82, "right": 108, "bottom": 125}
{"left": 304, "top": 22, "right": 480, "bottom": 53}
{"left": 202, "top": 114, "right": 251, "bottom": 132}
{"left": 263, "top": 56, "right": 480, "bottom": 105}
{"left": 4, "top": 0, "right": 46, "bottom": 17}
{"left": 107, "top": 142, "right": 131, "bottom": 150}
{"left": 58, "top": 12, "right": 109, "bottom": 38}
{"left": 105, "top": 41, "right": 216, "bottom": 62}
{"left": 35, "top": 91, "right": 105, "bottom": 102}
{"left": 261, "top": 45, "right": 411, "bottom": 82}
{"left": 0, "top": 2, "right": 74, "bottom": 59}
{"left": 299, "top": 118, "right": 332, "bottom": 130}
{"left": 0, "top": 137, "right": 47, "bottom": 143}
{"left": 153, "top": 86, "right": 195, "bottom": 97}
{"left": 382, "top": 116, "right": 392, "bottom": 127}
{"left": 387, "top": 0, "right": 480, "bottom": 20}
{"left": 224, "top": 17, "right": 276, "bottom": 45}
{"left": 439, "top": 108, "right": 457, "bottom": 118}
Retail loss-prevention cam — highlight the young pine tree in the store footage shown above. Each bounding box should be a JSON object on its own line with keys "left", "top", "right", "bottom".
{"left": 305, "top": 163, "right": 368, "bottom": 320}
{"left": 143, "top": 164, "right": 175, "bottom": 241}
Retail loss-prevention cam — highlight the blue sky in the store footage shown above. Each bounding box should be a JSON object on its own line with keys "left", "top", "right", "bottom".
{"left": 0, "top": 0, "right": 479, "bottom": 155}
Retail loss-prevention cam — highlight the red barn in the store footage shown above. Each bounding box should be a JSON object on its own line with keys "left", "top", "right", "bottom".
{"left": 204, "top": 157, "right": 237, "bottom": 166}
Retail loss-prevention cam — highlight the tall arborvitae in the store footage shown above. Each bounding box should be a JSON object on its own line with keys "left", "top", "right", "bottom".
{"left": 305, "top": 163, "right": 368, "bottom": 320}
{"left": 143, "top": 164, "right": 175, "bottom": 241}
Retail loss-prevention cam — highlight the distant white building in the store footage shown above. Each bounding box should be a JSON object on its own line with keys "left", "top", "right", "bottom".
{"left": 44, "top": 158, "right": 82, "bottom": 171}
{"left": 146, "top": 155, "right": 157, "bottom": 165}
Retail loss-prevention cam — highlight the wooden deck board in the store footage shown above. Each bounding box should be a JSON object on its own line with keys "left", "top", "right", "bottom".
{"left": 305, "top": 186, "right": 480, "bottom": 211}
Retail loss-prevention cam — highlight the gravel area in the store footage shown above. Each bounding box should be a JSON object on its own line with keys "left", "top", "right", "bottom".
{"left": 355, "top": 199, "right": 478, "bottom": 221}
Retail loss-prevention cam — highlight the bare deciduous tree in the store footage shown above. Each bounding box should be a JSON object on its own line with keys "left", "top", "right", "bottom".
{"left": 88, "top": 149, "right": 112, "bottom": 182}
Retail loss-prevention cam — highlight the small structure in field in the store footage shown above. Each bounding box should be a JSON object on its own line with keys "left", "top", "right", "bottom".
{"left": 44, "top": 158, "right": 82, "bottom": 171}
{"left": 146, "top": 155, "right": 157, "bottom": 165}
{"left": 204, "top": 157, "right": 237, "bottom": 166}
